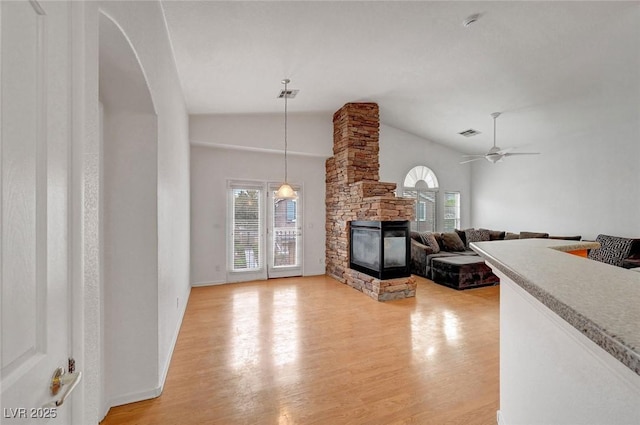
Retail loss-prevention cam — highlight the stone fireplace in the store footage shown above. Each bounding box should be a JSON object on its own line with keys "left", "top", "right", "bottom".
{"left": 325, "top": 103, "right": 416, "bottom": 301}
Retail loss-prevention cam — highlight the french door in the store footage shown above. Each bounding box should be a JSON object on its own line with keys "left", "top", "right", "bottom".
{"left": 267, "top": 184, "right": 302, "bottom": 278}
{"left": 228, "top": 182, "right": 266, "bottom": 282}
{"left": 227, "top": 182, "right": 302, "bottom": 282}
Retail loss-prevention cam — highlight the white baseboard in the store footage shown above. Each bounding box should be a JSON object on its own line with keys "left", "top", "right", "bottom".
{"left": 158, "top": 285, "right": 191, "bottom": 392}
{"left": 106, "top": 386, "right": 163, "bottom": 410}
{"left": 497, "top": 410, "right": 506, "bottom": 425}
{"left": 99, "top": 403, "right": 109, "bottom": 423}
{"left": 192, "top": 273, "right": 325, "bottom": 287}
{"left": 191, "top": 279, "right": 226, "bottom": 287}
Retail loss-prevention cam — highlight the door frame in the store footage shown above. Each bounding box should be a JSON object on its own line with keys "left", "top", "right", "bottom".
{"left": 225, "top": 180, "right": 305, "bottom": 283}
{"left": 266, "top": 182, "right": 303, "bottom": 278}
{"left": 226, "top": 180, "right": 268, "bottom": 283}
{"left": 70, "top": 1, "right": 99, "bottom": 423}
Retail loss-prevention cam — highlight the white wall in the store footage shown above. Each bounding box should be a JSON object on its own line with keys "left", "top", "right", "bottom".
{"left": 470, "top": 11, "right": 639, "bottom": 240}
{"left": 103, "top": 111, "right": 159, "bottom": 404}
{"left": 470, "top": 111, "right": 640, "bottom": 240}
{"left": 190, "top": 113, "right": 331, "bottom": 285}
{"left": 379, "top": 124, "right": 472, "bottom": 230}
{"left": 84, "top": 0, "right": 191, "bottom": 417}
{"left": 190, "top": 112, "right": 333, "bottom": 157}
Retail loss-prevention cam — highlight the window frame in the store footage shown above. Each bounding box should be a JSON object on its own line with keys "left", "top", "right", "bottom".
{"left": 443, "top": 191, "right": 461, "bottom": 233}
{"left": 226, "top": 180, "right": 267, "bottom": 282}
{"left": 403, "top": 166, "right": 439, "bottom": 233}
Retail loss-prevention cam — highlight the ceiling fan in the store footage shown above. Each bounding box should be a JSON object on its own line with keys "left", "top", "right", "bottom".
{"left": 460, "top": 112, "right": 540, "bottom": 164}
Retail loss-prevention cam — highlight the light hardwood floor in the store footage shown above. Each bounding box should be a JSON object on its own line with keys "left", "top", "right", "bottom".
{"left": 101, "top": 275, "right": 499, "bottom": 425}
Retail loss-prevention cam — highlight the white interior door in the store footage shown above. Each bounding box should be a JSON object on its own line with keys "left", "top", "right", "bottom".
{"left": 1, "top": 1, "right": 78, "bottom": 422}
{"left": 267, "top": 184, "right": 303, "bottom": 278}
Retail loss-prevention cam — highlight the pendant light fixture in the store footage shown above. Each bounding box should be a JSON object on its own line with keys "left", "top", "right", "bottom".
{"left": 276, "top": 78, "right": 297, "bottom": 199}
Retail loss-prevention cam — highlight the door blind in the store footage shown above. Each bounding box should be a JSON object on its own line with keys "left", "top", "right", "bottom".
{"left": 231, "top": 188, "right": 261, "bottom": 271}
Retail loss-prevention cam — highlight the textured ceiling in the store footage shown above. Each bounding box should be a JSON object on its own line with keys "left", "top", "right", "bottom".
{"left": 162, "top": 1, "right": 640, "bottom": 154}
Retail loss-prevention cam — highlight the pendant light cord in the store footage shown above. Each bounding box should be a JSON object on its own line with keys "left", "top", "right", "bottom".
{"left": 283, "top": 79, "right": 288, "bottom": 183}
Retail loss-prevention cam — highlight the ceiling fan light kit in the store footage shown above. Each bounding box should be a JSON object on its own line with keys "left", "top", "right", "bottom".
{"left": 460, "top": 112, "right": 540, "bottom": 164}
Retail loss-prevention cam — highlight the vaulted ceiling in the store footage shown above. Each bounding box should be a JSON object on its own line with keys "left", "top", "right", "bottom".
{"left": 162, "top": 1, "right": 639, "bottom": 154}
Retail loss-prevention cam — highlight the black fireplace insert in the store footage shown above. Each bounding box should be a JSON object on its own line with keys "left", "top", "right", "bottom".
{"left": 349, "top": 220, "right": 410, "bottom": 280}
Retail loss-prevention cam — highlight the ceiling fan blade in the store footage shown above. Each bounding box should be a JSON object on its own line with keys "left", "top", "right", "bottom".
{"left": 496, "top": 147, "right": 515, "bottom": 154}
{"left": 460, "top": 157, "right": 486, "bottom": 164}
{"left": 461, "top": 154, "right": 486, "bottom": 158}
{"left": 503, "top": 152, "right": 540, "bottom": 157}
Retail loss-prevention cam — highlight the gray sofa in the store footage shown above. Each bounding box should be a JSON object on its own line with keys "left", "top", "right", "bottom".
{"left": 411, "top": 230, "right": 640, "bottom": 285}
{"left": 410, "top": 229, "right": 579, "bottom": 282}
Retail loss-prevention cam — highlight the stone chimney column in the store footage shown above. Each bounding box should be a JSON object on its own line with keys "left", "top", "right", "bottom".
{"left": 325, "top": 103, "right": 416, "bottom": 301}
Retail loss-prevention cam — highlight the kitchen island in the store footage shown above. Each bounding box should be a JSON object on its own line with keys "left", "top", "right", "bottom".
{"left": 471, "top": 238, "right": 640, "bottom": 425}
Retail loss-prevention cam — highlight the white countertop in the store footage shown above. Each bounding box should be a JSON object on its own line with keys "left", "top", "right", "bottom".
{"left": 471, "top": 238, "right": 640, "bottom": 377}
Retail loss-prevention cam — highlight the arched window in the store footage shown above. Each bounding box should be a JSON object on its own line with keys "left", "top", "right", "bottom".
{"left": 403, "top": 166, "right": 439, "bottom": 189}
{"left": 403, "top": 166, "right": 438, "bottom": 232}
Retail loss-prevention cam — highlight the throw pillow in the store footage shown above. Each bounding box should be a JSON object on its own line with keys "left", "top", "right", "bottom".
{"left": 588, "top": 234, "right": 634, "bottom": 267}
{"left": 455, "top": 229, "right": 468, "bottom": 247}
{"left": 520, "top": 231, "right": 549, "bottom": 239}
{"left": 480, "top": 228, "right": 506, "bottom": 241}
{"left": 433, "top": 232, "right": 445, "bottom": 251}
{"left": 441, "top": 232, "right": 466, "bottom": 252}
{"left": 465, "top": 228, "right": 491, "bottom": 248}
{"left": 419, "top": 232, "right": 440, "bottom": 254}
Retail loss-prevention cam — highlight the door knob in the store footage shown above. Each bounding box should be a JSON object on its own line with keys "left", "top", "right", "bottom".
{"left": 46, "top": 367, "right": 82, "bottom": 407}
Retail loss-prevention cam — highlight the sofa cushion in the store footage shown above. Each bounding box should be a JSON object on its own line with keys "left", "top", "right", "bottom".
{"left": 480, "top": 228, "right": 506, "bottom": 241}
{"left": 549, "top": 235, "right": 582, "bottom": 241}
{"left": 411, "top": 239, "right": 434, "bottom": 255}
{"left": 425, "top": 251, "right": 459, "bottom": 279}
{"left": 588, "top": 234, "right": 634, "bottom": 267}
{"left": 441, "top": 232, "right": 466, "bottom": 252}
{"left": 418, "top": 232, "right": 440, "bottom": 254}
{"left": 465, "top": 228, "right": 491, "bottom": 247}
{"left": 520, "top": 231, "right": 549, "bottom": 239}
{"left": 458, "top": 250, "right": 481, "bottom": 256}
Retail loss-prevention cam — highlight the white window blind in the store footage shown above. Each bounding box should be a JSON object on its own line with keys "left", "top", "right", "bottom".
{"left": 403, "top": 189, "right": 437, "bottom": 232}
{"left": 231, "top": 187, "right": 262, "bottom": 271}
{"left": 443, "top": 192, "right": 461, "bottom": 232}
{"left": 272, "top": 196, "right": 298, "bottom": 268}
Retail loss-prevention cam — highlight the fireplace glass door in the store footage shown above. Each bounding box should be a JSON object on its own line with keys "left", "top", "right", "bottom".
{"left": 267, "top": 184, "right": 302, "bottom": 278}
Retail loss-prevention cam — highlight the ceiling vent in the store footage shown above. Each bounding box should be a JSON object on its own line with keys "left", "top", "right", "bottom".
{"left": 278, "top": 89, "right": 299, "bottom": 99}
{"left": 458, "top": 128, "right": 481, "bottom": 137}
